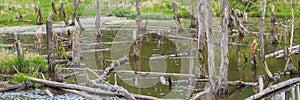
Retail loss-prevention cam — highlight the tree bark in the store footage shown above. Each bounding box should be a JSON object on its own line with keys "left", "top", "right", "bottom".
{"left": 96, "top": 0, "right": 104, "bottom": 69}
{"left": 135, "top": 0, "right": 143, "bottom": 31}
{"left": 172, "top": 1, "right": 184, "bottom": 32}
{"left": 290, "top": 0, "right": 295, "bottom": 52}
{"left": 196, "top": 0, "right": 207, "bottom": 79}
{"left": 218, "top": 0, "right": 229, "bottom": 94}
{"left": 204, "top": 0, "right": 217, "bottom": 94}
{"left": 259, "top": 0, "right": 273, "bottom": 80}
{"left": 189, "top": 0, "right": 196, "bottom": 28}
{"left": 46, "top": 20, "right": 56, "bottom": 81}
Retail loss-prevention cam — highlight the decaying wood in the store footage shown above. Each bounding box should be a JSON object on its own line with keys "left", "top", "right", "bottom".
{"left": 60, "top": 3, "right": 70, "bottom": 25}
{"left": 73, "top": 0, "right": 84, "bottom": 30}
{"left": 204, "top": 0, "right": 217, "bottom": 94}
{"left": 0, "top": 82, "right": 33, "bottom": 92}
{"left": 52, "top": 2, "right": 57, "bottom": 15}
{"left": 290, "top": 0, "right": 295, "bottom": 52}
{"left": 283, "top": 46, "right": 296, "bottom": 73}
{"left": 270, "top": 5, "right": 278, "bottom": 44}
{"left": 266, "top": 45, "right": 300, "bottom": 58}
{"left": 172, "top": 1, "right": 184, "bottom": 32}
{"left": 251, "top": 40, "right": 258, "bottom": 92}
{"left": 259, "top": 0, "right": 273, "bottom": 80}
{"left": 37, "top": 7, "right": 43, "bottom": 25}
{"left": 46, "top": 20, "right": 56, "bottom": 81}
{"left": 98, "top": 56, "right": 128, "bottom": 81}
{"left": 245, "top": 78, "right": 300, "bottom": 100}
{"left": 15, "top": 34, "right": 23, "bottom": 57}
{"left": 196, "top": 0, "right": 207, "bottom": 79}
{"left": 34, "top": 27, "right": 42, "bottom": 54}
{"left": 135, "top": 0, "right": 143, "bottom": 31}
{"left": 189, "top": 0, "right": 196, "bottom": 28}
{"left": 190, "top": 89, "right": 210, "bottom": 100}
{"left": 217, "top": 0, "right": 229, "bottom": 94}
{"left": 258, "top": 76, "right": 264, "bottom": 92}
{"left": 86, "top": 68, "right": 136, "bottom": 100}
{"left": 96, "top": 0, "right": 104, "bottom": 69}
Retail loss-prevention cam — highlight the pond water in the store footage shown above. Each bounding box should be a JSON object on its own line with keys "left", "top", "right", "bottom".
{"left": 0, "top": 17, "right": 300, "bottom": 99}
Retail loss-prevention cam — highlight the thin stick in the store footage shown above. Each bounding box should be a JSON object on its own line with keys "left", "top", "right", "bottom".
{"left": 289, "top": 0, "right": 294, "bottom": 52}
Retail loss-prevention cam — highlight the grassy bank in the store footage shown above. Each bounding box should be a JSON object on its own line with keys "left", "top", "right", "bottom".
{"left": 0, "top": 0, "right": 299, "bottom": 27}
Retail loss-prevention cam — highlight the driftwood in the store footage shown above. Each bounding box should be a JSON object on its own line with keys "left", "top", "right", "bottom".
{"left": 118, "top": 70, "right": 195, "bottom": 77}
{"left": 245, "top": 78, "right": 300, "bottom": 100}
{"left": 98, "top": 56, "right": 128, "bottom": 81}
{"left": 258, "top": 76, "right": 264, "bottom": 92}
{"left": 0, "top": 82, "right": 33, "bottom": 92}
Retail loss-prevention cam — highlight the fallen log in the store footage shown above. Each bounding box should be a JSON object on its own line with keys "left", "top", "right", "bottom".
{"left": 245, "top": 78, "right": 300, "bottom": 100}
{"left": 28, "top": 77, "right": 159, "bottom": 99}
{"left": 265, "top": 45, "right": 300, "bottom": 58}
{"left": 0, "top": 82, "right": 33, "bottom": 92}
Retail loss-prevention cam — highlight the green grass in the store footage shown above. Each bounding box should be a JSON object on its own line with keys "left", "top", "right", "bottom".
{"left": 1, "top": 0, "right": 300, "bottom": 27}
{"left": 0, "top": 52, "right": 47, "bottom": 74}
{"left": 0, "top": 0, "right": 93, "bottom": 27}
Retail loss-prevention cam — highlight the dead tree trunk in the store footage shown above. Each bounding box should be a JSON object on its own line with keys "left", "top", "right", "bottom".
{"left": 259, "top": 0, "right": 273, "bottom": 80}
{"left": 251, "top": 40, "right": 258, "bottom": 92}
{"left": 283, "top": 46, "right": 296, "bottom": 73}
{"left": 298, "top": 45, "right": 300, "bottom": 73}
{"left": 196, "top": 0, "right": 206, "bottom": 79}
{"left": 290, "top": 0, "right": 295, "bottom": 51}
{"left": 46, "top": 20, "right": 56, "bottom": 81}
{"left": 135, "top": 0, "right": 143, "bottom": 31}
{"left": 217, "top": 0, "right": 229, "bottom": 94}
{"left": 37, "top": 7, "right": 43, "bottom": 25}
{"left": 96, "top": 0, "right": 104, "bottom": 69}
{"left": 189, "top": 0, "right": 196, "bottom": 28}
{"left": 15, "top": 34, "right": 22, "bottom": 57}
{"left": 73, "top": 0, "right": 84, "bottom": 30}
{"left": 270, "top": 5, "right": 278, "bottom": 44}
{"left": 52, "top": 2, "right": 57, "bottom": 15}
{"left": 173, "top": 1, "right": 184, "bottom": 32}
{"left": 60, "top": 3, "right": 70, "bottom": 25}
{"left": 204, "top": 0, "right": 217, "bottom": 94}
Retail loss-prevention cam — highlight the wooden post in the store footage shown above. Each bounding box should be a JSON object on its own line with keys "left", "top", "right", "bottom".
{"left": 96, "top": 0, "right": 104, "bottom": 69}
{"left": 217, "top": 0, "right": 229, "bottom": 94}
{"left": 135, "top": 0, "right": 143, "bottom": 31}
{"left": 189, "top": 0, "right": 196, "bottom": 28}
{"left": 172, "top": 0, "right": 184, "bottom": 32}
{"left": 46, "top": 20, "right": 56, "bottom": 81}
{"left": 259, "top": 0, "right": 273, "bottom": 80}
{"left": 196, "top": 0, "right": 206, "bottom": 79}
{"left": 34, "top": 27, "right": 42, "bottom": 54}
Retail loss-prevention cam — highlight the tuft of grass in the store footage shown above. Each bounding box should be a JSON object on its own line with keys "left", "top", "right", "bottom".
{"left": 0, "top": 52, "right": 47, "bottom": 74}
